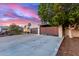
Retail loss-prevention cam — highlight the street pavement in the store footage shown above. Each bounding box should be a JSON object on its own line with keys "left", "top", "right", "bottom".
{"left": 0, "top": 34, "right": 62, "bottom": 56}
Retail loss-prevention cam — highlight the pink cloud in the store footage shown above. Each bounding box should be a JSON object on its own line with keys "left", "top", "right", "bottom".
{"left": 0, "top": 18, "right": 39, "bottom": 27}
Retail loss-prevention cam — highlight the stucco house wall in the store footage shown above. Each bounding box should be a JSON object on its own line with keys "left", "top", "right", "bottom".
{"left": 65, "top": 28, "right": 79, "bottom": 38}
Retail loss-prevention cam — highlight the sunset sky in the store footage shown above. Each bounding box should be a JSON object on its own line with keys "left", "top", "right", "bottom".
{"left": 0, "top": 3, "right": 40, "bottom": 27}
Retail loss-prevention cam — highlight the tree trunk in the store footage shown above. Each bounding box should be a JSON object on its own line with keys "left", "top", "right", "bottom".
{"left": 68, "top": 25, "right": 72, "bottom": 38}
{"left": 58, "top": 25, "right": 63, "bottom": 38}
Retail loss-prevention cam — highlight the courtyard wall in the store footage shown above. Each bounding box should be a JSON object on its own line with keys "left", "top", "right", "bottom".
{"left": 40, "top": 26, "right": 58, "bottom": 36}
{"left": 65, "top": 28, "right": 79, "bottom": 38}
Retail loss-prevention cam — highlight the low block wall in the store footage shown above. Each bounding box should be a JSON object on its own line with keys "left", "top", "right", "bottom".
{"left": 40, "top": 26, "right": 58, "bottom": 36}
{"left": 31, "top": 28, "right": 38, "bottom": 34}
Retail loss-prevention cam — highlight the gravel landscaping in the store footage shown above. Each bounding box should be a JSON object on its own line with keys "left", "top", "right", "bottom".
{"left": 57, "top": 37, "right": 79, "bottom": 56}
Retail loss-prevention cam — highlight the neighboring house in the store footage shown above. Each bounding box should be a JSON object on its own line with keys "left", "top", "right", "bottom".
{"left": 23, "top": 25, "right": 30, "bottom": 33}
{"left": 0, "top": 26, "right": 8, "bottom": 35}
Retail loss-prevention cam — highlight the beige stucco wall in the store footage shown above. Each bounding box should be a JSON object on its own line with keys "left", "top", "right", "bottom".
{"left": 65, "top": 28, "right": 79, "bottom": 38}
{"left": 72, "top": 29, "right": 79, "bottom": 37}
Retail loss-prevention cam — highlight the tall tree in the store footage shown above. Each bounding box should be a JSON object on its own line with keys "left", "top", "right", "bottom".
{"left": 38, "top": 3, "right": 53, "bottom": 24}
{"left": 38, "top": 3, "right": 79, "bottom": 28}
{"left": 38, "top": 3, "right": 66, "bottom": 26}
{"left": 38, "top": 3, "right": 79, "bottom": 38}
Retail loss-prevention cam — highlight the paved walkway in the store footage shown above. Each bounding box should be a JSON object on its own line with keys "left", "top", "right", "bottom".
{"left": 57, "top": 37, "right": 79, "bottom": 56}
{"left": 0, "top": 34, "right": 62, "bottom": 56}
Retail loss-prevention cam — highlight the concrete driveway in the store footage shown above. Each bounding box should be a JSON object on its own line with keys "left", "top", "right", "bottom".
{"left": 0, "top": 34, "right": 63, "bottom": 56}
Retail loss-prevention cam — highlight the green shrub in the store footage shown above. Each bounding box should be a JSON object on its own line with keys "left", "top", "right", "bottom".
{"left": 8, "top": 24, "right": 23, "bottom": 35}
